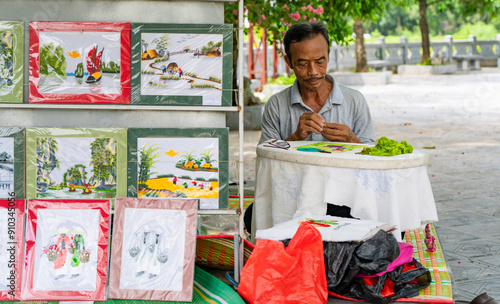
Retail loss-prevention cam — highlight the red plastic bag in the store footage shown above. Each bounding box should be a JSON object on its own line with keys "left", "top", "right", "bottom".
{"left": 238, "top": 222, "right": 328, "bottom": 304}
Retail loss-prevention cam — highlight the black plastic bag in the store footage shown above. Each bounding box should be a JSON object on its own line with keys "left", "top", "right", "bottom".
{"left": 324, "top": 241, "right": 359, "bottom": 292}
{"left": 343, "top": 259, "right": 431, "bottom": 304}
{"left": 354, "top": 230, "right": 400, "bottom": 275}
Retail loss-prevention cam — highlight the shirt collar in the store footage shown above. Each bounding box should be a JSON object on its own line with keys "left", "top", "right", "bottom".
{"left": 290, "top": 74, "right": 344, "bottom": 107}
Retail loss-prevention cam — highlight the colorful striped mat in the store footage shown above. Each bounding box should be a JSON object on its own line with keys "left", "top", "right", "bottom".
{"left": 196, "top": 235, "right": 255, "bottom": 270}
{"left": 11, "top": 267, "right": 244, "bottom": 304}
{"left": 228, "top": 197, "right": 254, "bottom": 210}
{"left": 400, "top": 223, "right": 453, "bottom": 303}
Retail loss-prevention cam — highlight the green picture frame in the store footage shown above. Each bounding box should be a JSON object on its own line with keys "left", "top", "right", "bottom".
{"left": 127, "top": 128, "right": 229, "bottom": 209}
{"left": 0, "top": 127, "right": 24, "bottom": 198}
{"left": 0, "top": 21, "right": 24, "bottom": 103}
{"left": 26, "top": 128, "right": 127, "bottom": 200}
{"left": 131, "top": 23, "right": 233, "bottom": 106}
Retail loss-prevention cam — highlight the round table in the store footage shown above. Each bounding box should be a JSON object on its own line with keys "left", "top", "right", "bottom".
{"left": 252, "top": 141, "right": 438, "bottom": 241}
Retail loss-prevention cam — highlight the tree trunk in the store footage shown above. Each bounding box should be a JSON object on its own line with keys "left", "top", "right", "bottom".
{"left": 418, "top": 0, "right": 431, "bottom": 63}
{"left": 354, "top": 18, "right": 368, "bottom": 72}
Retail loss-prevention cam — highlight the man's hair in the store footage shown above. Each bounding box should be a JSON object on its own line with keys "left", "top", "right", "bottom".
{"left": 284, "top": 22, "right": 330, "bottom": 59}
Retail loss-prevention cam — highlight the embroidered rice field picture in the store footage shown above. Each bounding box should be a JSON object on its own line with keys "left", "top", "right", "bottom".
{"left": 137, "top": 137, "right": 219, "bottom": 207}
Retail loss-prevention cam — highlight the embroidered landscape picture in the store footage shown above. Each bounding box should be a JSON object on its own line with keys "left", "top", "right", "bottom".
{"left": 140, "top": 33, "right": 223, "bottom": 98}
{"left": 119, "top": 207, "right": 186, "bottom": 291}
{"left": 37, "top": 31, "right": 121, "bottom": 94}
{"left": 0, "top": 29, "right": 15, "bottom": 96}
{"left": 137, "top": 137, "right": 219, "bottom": 206}
{"left": 294, "top": 142, "right": 366, "bottom": 153}
{"left": 33, "top": 209, "right": 100, "bottom": 291}
{"left": 36, "top": 137, "right": 117, "bottom": 199}
{"left": 0, "top": 138, "right": 14, "bottom": 198}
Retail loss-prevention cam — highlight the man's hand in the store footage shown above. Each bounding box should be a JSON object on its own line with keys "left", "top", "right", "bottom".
{"left": 321, "top": 123, "right": 361, "bottom": 143}
{"left": 286, "top": 112, "right": 325, "bottom": 141}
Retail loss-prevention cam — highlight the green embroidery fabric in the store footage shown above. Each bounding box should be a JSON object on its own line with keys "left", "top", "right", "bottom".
{"left": 357, "top": 136, "right": 414, "bottom": 156}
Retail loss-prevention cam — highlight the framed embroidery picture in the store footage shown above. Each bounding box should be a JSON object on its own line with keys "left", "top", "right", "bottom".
{"left": 26, "top": 128, "right": 127, "bottom": 200}
{"left": 29, "top": 22, "right": 131, "bottom": 104}
{"left": 0, "top": 127, "right": 24, "bottom": 199}
{"left": 109, "top": 197, "right": 197, "bottom": 301}
{"left": 127, "top": 128, "right": 229, "bottom": 209}
{"left": 0, "top": 199, "right": 24, "bottom": 300}
{"left": 130, "top": 23, "right": 232, "bottom": 106}
{"left": 22, "top": 199, "right": 109, "bottom": 301}
{"left": 0, "top": 21, "right": 24, "bottom": 103}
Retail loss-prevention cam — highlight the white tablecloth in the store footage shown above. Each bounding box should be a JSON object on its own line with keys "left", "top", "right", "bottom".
{"left": 252, "top": 141, "right": 439, "bottom": 241}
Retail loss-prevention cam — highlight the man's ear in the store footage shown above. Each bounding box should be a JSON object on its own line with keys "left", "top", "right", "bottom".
{"left": 284, "top": 55, "right": 293, "bottom": 70}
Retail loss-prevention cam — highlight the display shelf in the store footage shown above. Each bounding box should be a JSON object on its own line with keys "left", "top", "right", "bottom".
{"left": 0, "top": 103, "right": 239, "bottom": 112}
{"left": 198, "top": 209, "right": 239, "bottom": 215}
{"left": 0, "top": 0, "right": 247, "bottom": 293}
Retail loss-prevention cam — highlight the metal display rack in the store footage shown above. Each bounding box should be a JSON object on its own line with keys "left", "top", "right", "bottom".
{"left": 0, "top": 0, "right": 246, "bottom": 287}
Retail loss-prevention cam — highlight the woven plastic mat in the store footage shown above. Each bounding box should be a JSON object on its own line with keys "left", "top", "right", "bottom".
{"left": 196, "top": 235, "right": 255, "bottom": 270}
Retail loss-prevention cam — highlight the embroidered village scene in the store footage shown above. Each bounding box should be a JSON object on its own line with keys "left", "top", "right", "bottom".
{"left": 137, "top": 137, "right": 219, "bottom": 204}
{"left": 36, "top": 137, "right": 118, "bottom": 199}
{"left": 37, "top": 31, "right": 121, "bottom": 94}
{"left": 140, "top": 33, "right": 223, "bottom": 97}
{"left": 294, "top": 142, "right": 366, "bottom": 153}
{"left": 0, "top": 138, "right": 14, "bottom": 198}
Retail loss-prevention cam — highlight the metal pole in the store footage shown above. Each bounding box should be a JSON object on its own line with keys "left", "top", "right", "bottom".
{"left": 235, "top": 0, "right": 245, "bottom": 284}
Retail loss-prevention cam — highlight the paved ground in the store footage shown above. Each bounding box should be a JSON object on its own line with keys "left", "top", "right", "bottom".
{"left": 229, "top": 68, "right": 500, "bottom": 302}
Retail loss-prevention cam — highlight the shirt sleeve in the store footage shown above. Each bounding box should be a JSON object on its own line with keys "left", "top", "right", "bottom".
{"left": 259, "top": 95, "right": 283, "bottom": 144}
{"left": 353, "top": 95, "right": 376, "bottom": 144}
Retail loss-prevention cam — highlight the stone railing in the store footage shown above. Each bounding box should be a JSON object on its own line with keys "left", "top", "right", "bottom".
{"left": 244, "top": 34, "right": 500, "bottom": 78}
{"left": 328, "top": 34, "right": 500, "bottom": 71}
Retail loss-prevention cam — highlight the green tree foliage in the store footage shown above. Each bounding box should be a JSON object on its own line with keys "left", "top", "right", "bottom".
{"left": 90, "top": 138, "right": 116, "bottom": 181}
{"left": 200, "top": 149, "right": 215, "bottom": 164}
{"left": 138, "top": 143, "right": 162, "bottom": 183}
{"left": 201, "top": 41, "right": 223, "bottom": 53}
{"left": 75, "top": 62, "right": 84, "bottom": 78}
{"left": 40, "top": 43, "right": 67, "bottom": 77}
{"left": 225, "top": 1, "right": 394, "bottom": 74}
{"left": 383, "top": 0, "right": 500, "bottom": 62}
{"left": 70, "top": 166, "right": 82, "bottom": 181}
{"left": 180, "top": 151, "right": 196, "bottom": 162}
{"left": 101, "top": 61, "right": 120, "bottom": 73}
{"left": 152, "top": 34, "right": 171, "bottom": 58}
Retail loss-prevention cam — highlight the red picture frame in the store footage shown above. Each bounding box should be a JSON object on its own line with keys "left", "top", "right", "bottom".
{"left": 0, "top": 199, "right": 24, "bottom": 301}
{"left": 29, "top": 22, "right": 131, "bottom": 104}
{"left": 22, "top": 199, "right": 109, "bottom": 301}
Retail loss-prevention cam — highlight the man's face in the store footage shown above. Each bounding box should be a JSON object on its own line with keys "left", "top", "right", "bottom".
{"left": 285, "top": 34, "right": 329, "bottom": 92}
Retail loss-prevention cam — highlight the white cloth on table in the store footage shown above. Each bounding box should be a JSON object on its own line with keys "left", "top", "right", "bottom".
{"left": 252, "top": 151, "right": 438, "bottom": 242}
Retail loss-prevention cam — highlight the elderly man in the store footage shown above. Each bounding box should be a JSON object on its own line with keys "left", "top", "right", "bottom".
{"left": 259, "top": 22, "right": 376, "bottom": 145}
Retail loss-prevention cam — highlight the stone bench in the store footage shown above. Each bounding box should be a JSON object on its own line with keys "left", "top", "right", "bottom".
{"left": 367, "top": 60, "right": 392, "bottom": 71}
{"left": 452, "top": 55, "right": 482, "bottom": 71}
